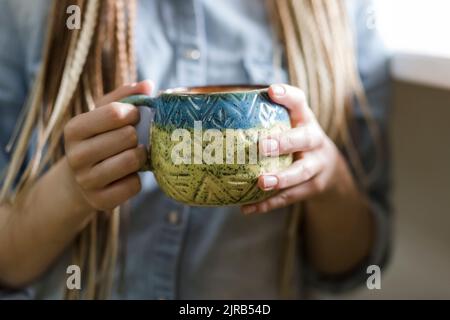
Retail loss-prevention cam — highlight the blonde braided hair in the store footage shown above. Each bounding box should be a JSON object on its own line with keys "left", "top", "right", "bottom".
{"left": 1, "top": 0, "right": 380, "bottom": 299}
{"left": 275, "top": 0, "right": 381, "bottom": 182}
{"left": 1, "top": 0, "right": 136, "bottom": 299}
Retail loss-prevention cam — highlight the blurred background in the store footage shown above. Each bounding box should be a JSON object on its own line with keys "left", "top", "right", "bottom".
{"left": 341, "top": 0, "right": 450, "bottom": 299}
{"left": 1, "top": 0, "right": 449, "bottom": 300}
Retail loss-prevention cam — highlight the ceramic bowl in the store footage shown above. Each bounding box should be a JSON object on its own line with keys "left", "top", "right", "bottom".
{"left": 123, "top": 85, "right": 293, "bottom": 206}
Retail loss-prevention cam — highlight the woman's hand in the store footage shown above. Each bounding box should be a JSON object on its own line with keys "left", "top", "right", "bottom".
{"left": 241, "top": 84, "right": 374, "bottom": 275}
{"left": 64, "top": 80, "right": 153, "bottom": 211}
{"left": 241, "top": 84, "right": 344, "bottom": 214}
{"left": 0, "top": 81, "right": 154, "bottom": 288}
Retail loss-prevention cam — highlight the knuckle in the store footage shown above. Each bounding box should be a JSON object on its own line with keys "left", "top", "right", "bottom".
{"left": 124, "top": 149, "right": 141, "bottom": 170}
{"left": 280, "top": 134, "right": 295, "bottom": 152}
{"left": 288, "top": 85, "right": 306, "bottom": 102}
{"left": 287, "top": 85, "right": 306, "bottom": 98}
{"left": 258, "top": 202, "right": 270, "bottom": 214}
{"left": 107, "top": 103, "right": 127, "bottom": 123}
{"left": 66, "top": 147, "right": 84, "bottom": 169}
{"left": 311, "top": 177, "right": 325, "bottom": 193}
{"left": 107, "top": 102, "right": 138, "bottom": 125}
{"left": 89, "top": 199, "right": 107, "bottom": 212}
{"left": 126, "top": 105, "right": 139, "bottom": 123}
{"left": 74, "top": 171, "right": 92, "bottom": 189}
{"left": 301, "top": 126, "right": 313, "bottom": 149}
{"left": 89, "top": 192, "right": 112, "bottom": 211}
{"left": 268, "top": 196, "right": 282, "bottom": 210}
{"left": 300, "top": 162, "right": 314, "bottom": 181}
{"left": 277, "top": 192, "right": 291, "bottom": 206}
{"left": 277, "top": 174, "right": 288, "bottom": 189}
{"left": 309, "top": 178, "right": 321, "bottom": 193}
{"left": 123, "top": 125, "right": 138, "bottom": 146}
{"left": 74, "top": 174, "right": 85, "bottom": 188}
{"left": 297, "top": 89, "right": 307, "bottom": 103}
{"left": 128, "top": 174, "right": 142, "bottom": 195}
{"left": 120, "top": 83, "right": 135, "bottom": 92}
{"left": 63, "top": 118, "right": 78, "bottom": 142}
{"left": 263, "top": 203, "right": 273, "bottom": 213}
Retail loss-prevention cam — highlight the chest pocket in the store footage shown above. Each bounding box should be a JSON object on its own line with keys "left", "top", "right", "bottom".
{"left": 243, "top": 45, "right": 288, "bottom": 85}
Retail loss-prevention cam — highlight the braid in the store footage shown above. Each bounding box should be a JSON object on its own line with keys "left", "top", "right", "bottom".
{"left": 273, "top": 0, "right": 382, "bottom": 187}
{"left": 127, "top": 0, "right": 138, "bottom": 82}
{"left": 114, "top": 0, "right": 128, "bottom": 85}
{"left": 272, "top": 0, "right": 383, "bottom": 298}
{"left": 2, "top": 0, "right": 137, "bottom": 299}
{"left": 42, "top": 0, "right": 100, "bottom": 145}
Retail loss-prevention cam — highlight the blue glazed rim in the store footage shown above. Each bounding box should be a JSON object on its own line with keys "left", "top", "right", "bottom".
{"left": 150, "top": 84, "right": 290, "bottom": 130}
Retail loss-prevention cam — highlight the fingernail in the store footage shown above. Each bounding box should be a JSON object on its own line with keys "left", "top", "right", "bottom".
{"left": 242, "top": 206, "right": 256, "bottom": 215}
{"left": 263, "top": 175, "right": 278, "bottom": 190}
{"left": 271, "top": 85, "right": 285, "bottom": 96}
{"left": 262, "top": 139, "right": 279, "bottom": 155}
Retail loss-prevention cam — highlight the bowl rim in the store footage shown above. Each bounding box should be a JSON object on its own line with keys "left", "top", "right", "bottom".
{"left": 160, "top": 84, "right": 269, "bottom": 96}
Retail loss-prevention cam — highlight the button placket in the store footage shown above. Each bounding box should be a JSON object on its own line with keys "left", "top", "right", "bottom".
{"left": 168, "top": 210, "right": 180, "bottom": 225}
{"left": 175, "top": 0, "right": 206, "bottom": 85}
{"left": 184, "top": 48, "right": 201, "bottom": 61}
{"left": 152, "top": 203, "right": 190, "bottom": 300}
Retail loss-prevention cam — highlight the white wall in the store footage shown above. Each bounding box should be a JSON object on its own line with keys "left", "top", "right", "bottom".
{"left": 374, "top": 0, "right": 450, "bottom": 56}
{"left": 341, "top": 82, "right": 450, "bottom": 299}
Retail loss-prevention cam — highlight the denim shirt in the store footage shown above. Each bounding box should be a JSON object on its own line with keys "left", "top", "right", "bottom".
{"left": 0, "top": 0, "right": 391, "bottom": 299}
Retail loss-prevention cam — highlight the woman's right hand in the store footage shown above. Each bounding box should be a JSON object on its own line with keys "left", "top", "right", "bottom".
{"left": 64, "top": 80, "right": 153, "bottom": 211}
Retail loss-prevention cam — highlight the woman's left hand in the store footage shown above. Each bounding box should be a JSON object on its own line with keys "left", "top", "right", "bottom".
{"left": 241, "top": 84, "right": 345, "bottom": 214}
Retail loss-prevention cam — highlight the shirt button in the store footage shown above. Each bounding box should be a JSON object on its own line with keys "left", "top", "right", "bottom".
{"left": 168, "top": 210, "right": 180, "bottom": 225}
{"left": 184, "top": 48, "right": 201, "bottom": 61}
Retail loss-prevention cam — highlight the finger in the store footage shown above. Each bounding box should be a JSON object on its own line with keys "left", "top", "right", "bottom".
{"left": 95, "top": 80, "right": 154, "bottom": 106}
{"left": 258, "top": 153, "right": 324, "bottom": 191}
{"left": 91, "top": 174, "right": 142, "bottom": 211}
{"left": 260, "top": 124, "right": 323, "bottom": 156}
{"left": 268, "top": 84, "right": 313, "bottom": 125}
{"left": 67, "top": 125, "right": 139, "bottom": 169}
{"left": 77, "top": 146, "right": 147, "bottom": 189}
{"left": 64, "top": 80, "right": 153, "bottom": 142}
{"left": 64, "top": 102, "right": 140, "bottom": 142}
{"left": 241, "top": 181, "right": 315, "bottom": 214}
